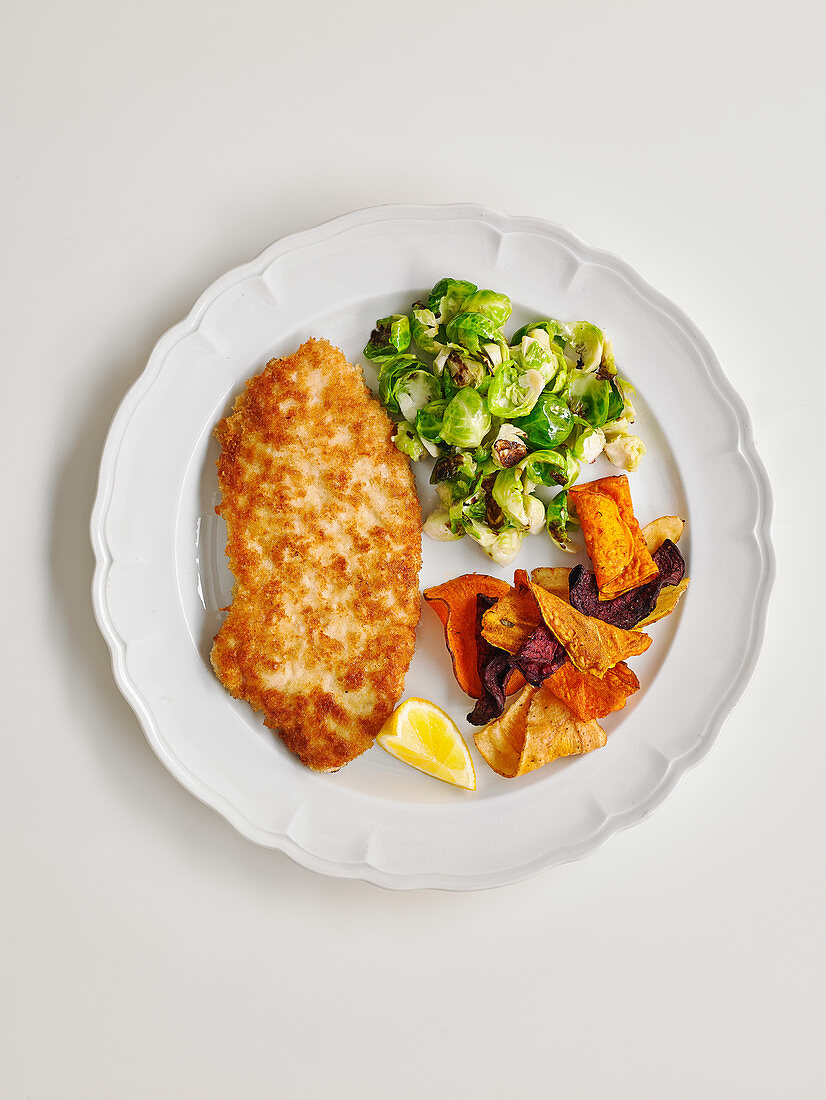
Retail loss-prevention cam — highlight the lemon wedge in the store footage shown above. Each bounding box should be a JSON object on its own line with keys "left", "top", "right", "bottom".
{"left": 377, "top": 698, "right": 476, "bottom": 790}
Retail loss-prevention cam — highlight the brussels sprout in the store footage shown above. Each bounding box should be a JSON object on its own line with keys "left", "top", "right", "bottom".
{"left": 491, "top": 423, "right": 529, "bottom": 469}
{"left": 521, "top": 449, "right": 580, "bottom": 489}
{"left": 410, "top": 306, "right": 442, "bottom": 356}
{"left": 480, "top": 339, "right": 508, "bottom": 369}
{"left": 423, "top": 505, "right": 464, "bottom": 541}
{"left": 487, "top": 363, "right": 544, "bottom": 418}
{"left": 545, "top": 490, "right": 578, "bottom": 553}
{"left": 445, "top": 311, "right": 500, "bottom": 356}
{"left": 511, "top": 319, "right": 564, "bottom": 345}
{"left": 393, "top": 369, "right": 441, "bottom": 423}
{"left": 492, "top": 467, "right": 540, "bottom": 531}
{"left": 560, "top": 321, "right": 604, "bottom": 371}
{"left": 599, "top": 337, "right": 618, "bottom": 378}
{"left": 488, "top": 526, "right": 524, "bottom": 566}
{"left": 444, "top": 349, "right": 487, "bottom": 390}
{"left": 364, "top": 314, "right": 411, "bottom": 363}
{"left": 568, "top": 371, "right": 611, "bottom": 427}
{"left": 427, "top": 278, "right": 477, "bottom": 325}
{"left": 377, "top": 354, "right": 421, "bottom": 413}
{"left": 604, "top": 433, "right": 646, "bottom": 471}
{"left": 606, "top": 377, "right": 625, "bottom": 423}
{"left": 513, "top": 331, "right": 569, "bottom": 388}
{"left": 513, "top": 391, "right": 573, "bottom": 449}
{"left": 462, "top": 289, "right": 512, "bottom": 328}
{"left": 415, "top": 398, "right": 448, "bottom": 451}
{"left": 570, "top": 424, "right": 606, "bottom": 464}
{"left": 430, "top": 451, "right": 475, "bottom": 485}
{"left": 441, "top": 387, "right": 491, "bottom": 448}
{"left": 392, "top": 422, "right": 426, "bottom": 462}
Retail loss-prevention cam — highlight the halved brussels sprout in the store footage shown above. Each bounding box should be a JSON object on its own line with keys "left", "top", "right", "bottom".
{"left": 511, "top": 319, "right": 564, "bottom": 345}
{"left": 462, "top": 289, "right": 512, "bottom": 328}
{"left": 560, "top": 321, "right": 604, "bottom": 371}
{"left": 491, "top": 423, "right": 529, "bottom": 469}
{"left": 492, "top": 467, "right": 544, "bottom": 532}
{"left": 393, "top": 369, "right": 441, "bottom": 423}
{"left": 512, "top": 391, "right": 573, "bottom": 449}
{"left": 441, "top": 387, "right": 491, "bottom": 448}
{"left": 604, "top": 433, "right": 646, "bottom": 471}
{"left": 430, "top": 451, "right": 475, "bottom": 486}
{"left": 427, "top": 279, "right": 477, "bottom": 325}
{"left": 415, "top": 399, "right": 449, "bottom": 456}
{"left": 487, "top": 363, "right": 544, "bottom": 418}
{"left": 444, "top": 349, "right": 487, "bottom": 391}
{"left": 598, "top": 337, "right": 618, "bottom": 378}
{"left": 445, "top": 311, "right": 500, "bottom": 357}
{"left": 410, "top": 305, "right": 442, "bottom": 356}
{"left": 364, "top": 314, "right": 411, "bottom": 363}
{"left": 568, "top": 371, "right": 611, "bottom": 427}
{"left": 545, "top": 490, "right": 578, "bottom": 553}
{"left": 570, "top": 423, "right": 606, "bottom": 464}
{"left": 377, "top": 354, "right": 421, "bottom": 413}
{"left": 392, "top": 422, "right": 426, "bottom": 462}
{"left": 521, "top": 449, "right": 580, "bottom": 489}
{"left": 423, "top": 505, "right": 464, "bottom": 541}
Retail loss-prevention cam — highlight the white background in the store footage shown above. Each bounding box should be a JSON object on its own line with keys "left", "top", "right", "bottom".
{"left": 3, "top": 1, "right": 824, "bottom": 1097}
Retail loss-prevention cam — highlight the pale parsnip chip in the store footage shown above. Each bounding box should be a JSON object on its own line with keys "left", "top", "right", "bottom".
{"left": 641, "top": 515, "right": 685, "bottom": 555}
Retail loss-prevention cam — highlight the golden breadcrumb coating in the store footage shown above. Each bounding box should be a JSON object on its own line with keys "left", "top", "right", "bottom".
{"left": 210, "top": 339, "right": 422, "bottom": 771}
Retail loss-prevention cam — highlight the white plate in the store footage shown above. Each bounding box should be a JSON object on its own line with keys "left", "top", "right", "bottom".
{"left": 91, "top": 204, "right": 774, "bottom": 890}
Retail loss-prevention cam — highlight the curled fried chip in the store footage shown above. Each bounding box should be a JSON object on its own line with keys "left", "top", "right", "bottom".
{"left": 480, "top": 569, "right": 542, "bottom": 655}
{"left": 424, "top": 574, "right": 511, "bottom": 698}
{"left": 569, "top": 475, "right": 658, "bottom": 600}
{"left": 545, "top": 660, "right": 639, "bottom": 721}
{"left": 635, "top": 575, "right": 690, "bottom": 628}
{"left": 467, "top": 594, "right": 526, "bottom": 726}
{"left": 568, "top": 540, "right": 686, "bottom": 630}
{"left": 473, "top": 686, "right": 538, "bottom": 777}
{"left": 529, "top": 567, "right": 571, "bottom": 603}
{"left": 641, "top": 515, "right": 685, "bottom": 555}
{"left": 474, "top": 685, "right": 606, "bottom": 778}
{"left": 528, "top": 578, "right": 652, "bottom": 674}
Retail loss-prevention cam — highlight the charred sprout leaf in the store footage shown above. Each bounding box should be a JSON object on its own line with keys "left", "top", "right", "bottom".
{"left": 364, "top": 314, "right": 411, "bottom": 363}
{"left": 428, "top": 278, "right": 477, "bottom": 325}
{"left": 513, "top": 391, "right": 573, "bottom": 449}
{"left": 444, "top": 349, "right": 487, "bottom": 391}
{"left": 491, "top": 423, "right": 529, "bottom": 469}
{"left": 392, "top": 422, "right": 426, "bottom": 461}
{"left": 431, "top": 451, "right": 472, "bottom": 485}
{"left": 441, "top": 387, "right": 491, "bottom": 448}
{"left": 545, "top": 489, "right": 578, "bottom": 552}
{"left": 462, "top": 289, "right": 512, "bottom": 328}
{"left": 445, "top": 311, "right": 500, "bottom": 357}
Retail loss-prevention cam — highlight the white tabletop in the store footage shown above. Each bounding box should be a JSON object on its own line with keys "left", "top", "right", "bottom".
{"left": 3, "top": 1, "right": 823, "bottom": 1097}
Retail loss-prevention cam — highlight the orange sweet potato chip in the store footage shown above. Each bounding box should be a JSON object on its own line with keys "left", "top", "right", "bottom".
{"left": 569, "top": 475, "right": 659, "bottom": 600}
{"left": 424, "top": 574, "right": 511, "bottom": 698}
{"left": 474, "top": 684, "right": 606, "bottom": 778}
{"left": 480, "top": 569, "right": 542, "bottom": 655}
{"left": 528, "top": 578, "right": 652, "bottom": 674}
{"left": 544, "top": 660, "right": 640, "bottom": 721}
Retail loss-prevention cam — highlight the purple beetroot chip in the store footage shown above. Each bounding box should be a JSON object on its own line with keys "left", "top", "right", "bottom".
{"left": 511, "top": 623, "right": 566, "bottom": 686}
{"left": 568, "top": 539, "right": 686, "bottom": 630}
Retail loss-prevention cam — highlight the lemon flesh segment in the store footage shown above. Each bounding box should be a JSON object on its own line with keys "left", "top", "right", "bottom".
{"left": 377, "top": 698, "right": 476, "bottom": 790}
